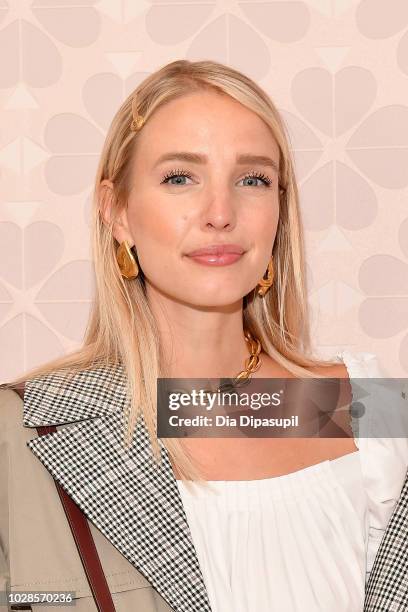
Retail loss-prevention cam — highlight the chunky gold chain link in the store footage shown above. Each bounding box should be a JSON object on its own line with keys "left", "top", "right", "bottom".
{"left": 210, "top": 329, "right": 262, "bottom": 395}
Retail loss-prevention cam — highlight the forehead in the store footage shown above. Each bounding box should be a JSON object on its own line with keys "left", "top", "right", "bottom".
{"left": 134, "top": 91, "right": 280, "bottom": 163}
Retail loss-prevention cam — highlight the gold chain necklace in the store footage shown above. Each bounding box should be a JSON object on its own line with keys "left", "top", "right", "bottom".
{"left": 210, "top": 328, "right": 262, "bottom": 394}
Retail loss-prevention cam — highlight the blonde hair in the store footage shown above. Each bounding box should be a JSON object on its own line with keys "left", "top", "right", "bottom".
{"left": 2, "top": 59, "right": 341, "bottom": 482}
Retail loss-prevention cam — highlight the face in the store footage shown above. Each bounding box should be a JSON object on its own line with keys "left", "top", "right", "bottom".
{"left": 102, "top": 90, "right": 280, "bottom": 307}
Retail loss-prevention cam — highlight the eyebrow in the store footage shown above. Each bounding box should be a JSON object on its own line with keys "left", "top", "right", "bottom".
{"left": 153, "top": 151, "right": 279, "bottom": 174}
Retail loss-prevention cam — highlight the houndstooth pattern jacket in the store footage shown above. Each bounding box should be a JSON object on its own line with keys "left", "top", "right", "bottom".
{"left": 364, "top": 471, "right": 408, "bottom": 611}
{"left": 9, "top": 361, "right": 408, "bottom": 611}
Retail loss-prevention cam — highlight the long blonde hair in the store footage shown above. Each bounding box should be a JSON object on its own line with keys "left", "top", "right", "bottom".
{"left": 2, "top": 59, "right": 341, "bottom": 481}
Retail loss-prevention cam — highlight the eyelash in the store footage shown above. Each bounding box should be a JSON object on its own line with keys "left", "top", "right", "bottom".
{"left": 160, "top": 168, "right": 272, "bottom": 187}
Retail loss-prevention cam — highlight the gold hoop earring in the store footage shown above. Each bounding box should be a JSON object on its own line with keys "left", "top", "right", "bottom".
{"left": 116, "top": 240, "right": 139, "bottom": 280}
{"left": 256, "top": 256, "right": 274, "bottom": 297}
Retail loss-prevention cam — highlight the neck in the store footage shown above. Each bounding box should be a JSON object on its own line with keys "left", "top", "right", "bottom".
{"left": 146, "top": 285, "right": 252, "bottom": 380}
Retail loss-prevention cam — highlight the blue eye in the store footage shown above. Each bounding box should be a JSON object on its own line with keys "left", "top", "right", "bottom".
{"left": 240, "top": 172, "right": 272, "bottom": 187}
{"left": 160, "top": 168, "right": 272, "bottom": 187}
{"left": 160, "top": 169, "right": 194, "bottom": 185}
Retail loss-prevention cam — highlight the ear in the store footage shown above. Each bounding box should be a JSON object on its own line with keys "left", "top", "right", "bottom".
{"left": 98, "top": 179, "right": 134, "bottom": 246}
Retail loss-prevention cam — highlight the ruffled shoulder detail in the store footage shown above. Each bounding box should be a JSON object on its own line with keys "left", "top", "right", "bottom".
{"left": 335, "top": 350, "right": 408, "bottom": 577}
{"left": 335, "top": 350, "right": 381, "bottom": 377}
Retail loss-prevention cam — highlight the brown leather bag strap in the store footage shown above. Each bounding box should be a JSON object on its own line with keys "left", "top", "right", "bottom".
{"left": 14, "top": 383, "right": 116, "bottom": 612}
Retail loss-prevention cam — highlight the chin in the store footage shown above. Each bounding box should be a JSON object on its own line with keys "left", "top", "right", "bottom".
{"left": 184, "top": 291, "right": 245, "bottom": 308}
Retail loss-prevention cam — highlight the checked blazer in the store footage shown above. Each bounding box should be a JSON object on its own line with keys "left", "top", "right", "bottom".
{"left": 364, "top": 470, "right": 408, "bottom": 611}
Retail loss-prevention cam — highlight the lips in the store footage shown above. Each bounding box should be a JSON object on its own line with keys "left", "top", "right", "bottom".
{"left": 186, "top": 244, "right": 245, "bottom": 257}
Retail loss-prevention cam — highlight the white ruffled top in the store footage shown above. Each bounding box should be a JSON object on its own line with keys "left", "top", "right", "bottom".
{"left": 176, "top": 351, "right": 408, "bottom": 612}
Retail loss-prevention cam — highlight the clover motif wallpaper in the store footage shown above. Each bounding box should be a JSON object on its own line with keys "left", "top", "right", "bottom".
{"left": 1, "top": 0, "right": 407, "bottom": 379}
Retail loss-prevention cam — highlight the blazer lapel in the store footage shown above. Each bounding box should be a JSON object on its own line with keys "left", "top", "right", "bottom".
{"left": 23, "top": 364, "right": 212, "bottom": 612}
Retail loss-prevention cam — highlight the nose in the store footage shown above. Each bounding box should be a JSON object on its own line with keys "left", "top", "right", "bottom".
{"left": 200, "top": 188, "right": 237, "bottom": 232}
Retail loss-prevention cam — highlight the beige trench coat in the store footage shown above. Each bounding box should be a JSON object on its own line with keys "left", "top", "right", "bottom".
{"left": 0, "top": 364, "right": 212, "bottom": 612}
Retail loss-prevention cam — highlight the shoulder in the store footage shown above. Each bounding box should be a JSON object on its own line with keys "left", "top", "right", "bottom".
{"left": 309, "top": 362, "right": 350, "bottom": 378}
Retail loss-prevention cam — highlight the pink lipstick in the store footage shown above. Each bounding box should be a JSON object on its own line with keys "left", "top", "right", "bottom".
{"left": 185, "top": 244, "right": 245, "bottom": 266}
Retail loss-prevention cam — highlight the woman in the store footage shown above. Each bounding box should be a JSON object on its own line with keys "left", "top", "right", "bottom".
{"left": 0, "top": 59, "right": 407, "bottom": 612}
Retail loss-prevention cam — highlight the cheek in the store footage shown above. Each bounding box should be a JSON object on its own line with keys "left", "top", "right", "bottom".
{"left": 127, "top": 202, "right": 188, "bottom": 255}
{"left": 245, "top": 205, "right": 279, "bottom": 247}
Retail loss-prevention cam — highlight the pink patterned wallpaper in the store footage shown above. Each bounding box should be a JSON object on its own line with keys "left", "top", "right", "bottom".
{"left": 1, "top": 0, "right": 407, "bottom": 380}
